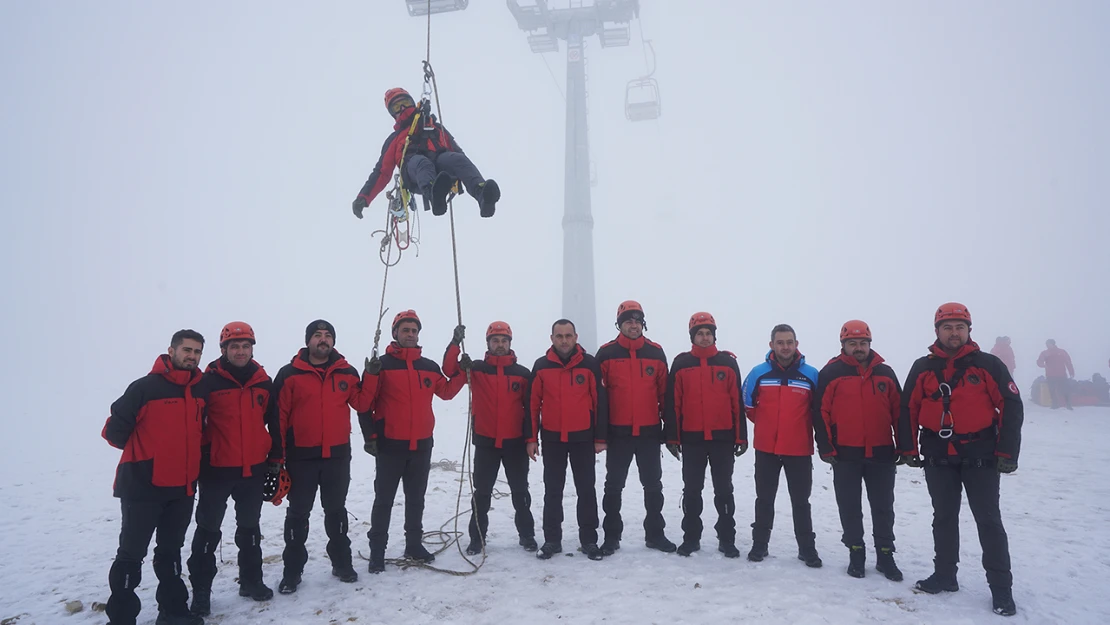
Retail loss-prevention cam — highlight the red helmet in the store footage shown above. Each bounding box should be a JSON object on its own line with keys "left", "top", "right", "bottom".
{"left": 839, "top": 320, "right": 871, "bottom": 342}
{"left": 486, "top": 321, "right": 512, "bottom": 340}
{"left": 384, "top": 88, "right": 415, "bottom": 117}
{"left": 616, "top": 300, "right": 643, "bottom": 319}
{"left": 263, "top": 468, "right": 291, "bottom": 506}
{"left": 689, "top": 312, "right": 716, "bottom": 332}
{"left": 219, "top": 321, "right": 256, "bottom": 347}
{"left": 934, "top": 302, "right": 972, "bottom": 327}
{"left": 391, "top": 309, "right": 422, "bottom": 336}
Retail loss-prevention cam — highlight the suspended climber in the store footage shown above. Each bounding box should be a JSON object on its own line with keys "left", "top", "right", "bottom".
{"left": 352, "top": 88, "right": 501, "bottom": 220}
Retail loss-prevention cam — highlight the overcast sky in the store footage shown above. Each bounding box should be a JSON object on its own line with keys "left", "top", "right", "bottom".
{"left": 1, "top": 1, "right": 1107, "bottom": 468}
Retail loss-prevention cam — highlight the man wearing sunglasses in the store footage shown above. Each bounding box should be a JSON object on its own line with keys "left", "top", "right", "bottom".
{"left": 352, "top": 88, "right": 500, "bottom": 219}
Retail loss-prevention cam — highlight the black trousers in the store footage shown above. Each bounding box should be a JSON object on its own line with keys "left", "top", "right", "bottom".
{"left": 368, "top": 446, "right": 433, "bottom": 551}
{"left": 283, "top": 457, "right": 352, "bottom": 575}
{"left": 925, "top": 462, "right": 1012, "bottom": 588}
{"left": 468, "top": 443, "right": 535, "bottom": 543}
{"left": 541, "top": 439, "right": 599, "bottom": 546}
{"left": 187, "top": 472, "right": 266, "bottom": 589}
{"left": 405, "top": 152, "right": 485, "bottom": 198}
{"left": 680, "top": 438, "right": 735, "bottom": 543}
{"left": 752, "top": 450, "right": 814, "bottom": 548}
{"left": 602, "top": 435, "right": 666, "bottom": 542}
{"left": 107, "top": 496, "right": 194, "bottom": 625}
{"left": 831, "top": 460, "right": 896, "bottom": 550}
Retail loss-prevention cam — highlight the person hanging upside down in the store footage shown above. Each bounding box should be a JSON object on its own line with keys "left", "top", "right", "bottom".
{"left": 352, "top": 88, "right": 500, "bottom": 219}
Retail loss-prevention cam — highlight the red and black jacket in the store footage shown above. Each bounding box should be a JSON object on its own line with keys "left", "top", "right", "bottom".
{"left": 897, "top": 341, "right": 1023, "bottom": 462}
{"left": 357, "top": 342, "right": 466, "bottom": 452}
{"left": 272, "top": 349, "right": 375, "bottom": 461}
{"left": 813, "top": 351, "right": 902, "bottom": 462}
{"left": 443, "top": 344, "right": 533, "bottom": 448}
{"left": 102, "top": 355, "right": 207, "bottom": 501}
{"left": 356, "top": 106, "right": 463, "bottom": 205}
{"left": 198, "top": 357, "right": 281, "bottom": 479}
{"left": 530, "top": 345, "right": 608, "bottom": 443}
{"left": 596, "top": 334, "right": 667, "bottom": 439}
{"left": 663, "top": 345, "right": 746, "bottom": 445}
{"left": 743, "top": 351, "right": 819, "bottom": 456}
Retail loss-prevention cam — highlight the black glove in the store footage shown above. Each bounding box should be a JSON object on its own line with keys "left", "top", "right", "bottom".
{"left": 820, "top": 454, "right": 837, "bottom": 465}
{"left": 364, "top": 440, "right": 378, "bottom": 457}
{"left": 665, "top": 443, "right": 681, "bottom": 460}
{"left": 267, "top": 460, "right": 282, "bottom": 476}
{"left": 452, "top": 324, "right": 466, "bottom": 345}
{"left": 459, "top": 353, "right": 474, "bottom": 372}
{"left": 364, "top": 356, "right": 382, "bottom": 375}
{"left": 997, "top": 457, "right": 1018, "bottom": 474}
{"left": 352, "top": 196, "right": 368, "bottom": 219}
{"left": 903, "top": 454, "right": 924, "bottom": 468}
{"left": 734, "top": 442, "right": 748, "bottom": 457}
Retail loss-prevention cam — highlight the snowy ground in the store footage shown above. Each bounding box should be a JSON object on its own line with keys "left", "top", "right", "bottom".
{"left": 2, "top": 404, "right": 1108, "bottom": 625}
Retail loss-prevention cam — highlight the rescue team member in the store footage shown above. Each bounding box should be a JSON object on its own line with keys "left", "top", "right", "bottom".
{"left": 813, "top": 320, "right": 903, "bottom": 581}
{"left": 663, "top": 312, "right": 748, "bottom": 558}
{"left": 274, "top": 320, "right": 377, "bottom": 594}
{"left": 187, "top": 322, "right": 282, "bottom": 616}
{"left": 531, "top": 319, "right": 609, "bottom": 561}
{"left": 898, "top": 303, "right": 1022, "bottom": 617}
{"left": 103, "top": 329, "right": 208, "bottom": 625}
{"left": 596, "top": 301, "right": 675, "bottom": 555}
{"left": 359, "top": 310, "right": 467, "bottom": 573}
{"left": 442, "top": 321, "right": 538, "bottom": 555}
{"left": 743, "top": 324, "right": 822, "bottom": 567}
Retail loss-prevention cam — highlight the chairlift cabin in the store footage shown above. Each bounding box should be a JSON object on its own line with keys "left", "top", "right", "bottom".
{"left": 406, "top": 0, "right": 469, "bottom": 17}
{"left": 625, "top": 77, "right": 661, "bottom": 121}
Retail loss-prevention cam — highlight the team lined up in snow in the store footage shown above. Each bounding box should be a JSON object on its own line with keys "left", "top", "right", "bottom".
{"left": 100, "top": 301, "right": 1022, "bottom": 625}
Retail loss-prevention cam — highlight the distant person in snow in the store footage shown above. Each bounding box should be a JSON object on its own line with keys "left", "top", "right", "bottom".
{"left": 531, "top": 319, "right": 609, "bottom": 561}
{"left": 813, "top": 321, "right": 903, "bottom": 582}
{"left": 358, "top": 310, "right": 466, "bottom": 573}
{"left": 990, "top": 336, "right": 1017, "bottom": 375}
{"left": 273, "top": 320, "right": 377, "bottom": 594}
{"left": 102, "top": 329, "right": 209, "bottom": 625}
{"left": 597, "top": 301, "right": 676, "bottom": 556}
{"left": 897, "top": 302, "right": 1022, "bottom": 617}
{"left": 187, "top": 323, "right": 282, "bottom": 616}
{"left": 663, "top": 312, "right": 747, "bottom": 558}
{"left": 1037, "top": 339, "right": 1075, "bottom": 410}
{"left": 351, "top": 88, "right": 500, "bottom": 219}
{"left": 442, "top": 320, "right": 538, "bottom": 556}
{"left": 743, "top": 324, "right": 822, "bottom": 568}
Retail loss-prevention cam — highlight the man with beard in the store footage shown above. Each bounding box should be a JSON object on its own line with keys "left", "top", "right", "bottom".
{"left": 596, "top": 301, "right": 675, "bottom": 556}
{"left": 102, "top": 329, "right": 209, "bottom": 625}
{"left": 743, "top": 324, "right": 822, "bottom": 567}
{"left": 187, "top": 322, "right": 282, "bottom": 616}
{"left": 531, "top": 319, "right": 609, "bottom": 561}
{"left": 898, "top": 303, "right": 1023, "bottom": 617}
{"left": 442, "top": 320, "right": 538, "bottom": 555}
{"left": 273, "top": 320, "right": 377, "bottom": 594}
{"left": 359, "top": 310, "right": 467, "bottom": 572}
{"left": 663, "top": 312, "right": 747, "bottom": 558}
{"left": 813, "top": 321, "right": 903, "bottom": 581}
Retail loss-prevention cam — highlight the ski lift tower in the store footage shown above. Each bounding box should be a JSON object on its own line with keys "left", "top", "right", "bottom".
{"left": 507, "top": 0, "right": 638, "bottom": 351}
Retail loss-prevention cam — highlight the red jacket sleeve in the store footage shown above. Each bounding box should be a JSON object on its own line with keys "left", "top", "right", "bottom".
{"left": 530, "top": 370, "right": 544, "bottom": 440}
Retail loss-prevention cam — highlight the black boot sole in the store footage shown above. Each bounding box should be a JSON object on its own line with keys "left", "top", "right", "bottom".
{"left": 478, "top": 180, "right": 500, "bottom": 218}
{"left": 430, "top": 173, "right": 453, "bottom": 216}
{"left": 239, "top": 586, "right": 274, "bottom": 601}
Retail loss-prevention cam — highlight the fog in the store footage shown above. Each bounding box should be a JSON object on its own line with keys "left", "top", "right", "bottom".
{"left": 1, "top": 1, "right": 1107, "bottom": 474}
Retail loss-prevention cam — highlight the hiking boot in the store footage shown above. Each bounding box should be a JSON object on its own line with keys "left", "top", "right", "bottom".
{"left": 676, "top": 540, "right": 701, "bottom": 557}
{"left": 477, "top": 179, "right": 500, "bottom": 218}
{"left": 277, "top": 572, "right": 300, "bottom": 595}
{"left": 465, "top": 538, "right": 484, "bottom": 556}
{"left": 991, "top": 586, "right": 1017, "bottom": 616}
{"left": 600, "top": 539, "right": 620, "bottom": 556}
{"left": 404, "top": 543, "right": 436, "bottom": 564}
{"left": 847, "top": 545, "right": 865, "bottom": 579}
{"left": 876, "top": 547, "right": 903, "bottom": 582}
{"left": 581, "top": 543, "right": 604, "bottom": 561}
{"left": 188, "top": 587, "right": 210, "bottom": 616}
{"left": 914, "top": 572, "right": 959, "bottom": 594}
{"left": 519, "top": 536, "right": 539, "bottom": 552}
{"left": 798, "top": 548, "right": 823, "bottom": 568}
{"left": 428, "top": 172, "right": 454, "bottom": 216}
{"left": 368, "top": 550, "right": 386, "bottom": 574}
{"left": 645, "top": 535, "right": 677, "bottom": 553}
{"left": 718, "top": 542, "right": 740, "bottom": 558}
{"left": 747, "top": 542, "right": 769, "bottom": 562}
{"left": 331, "top": 564, "right": 358, "bottom": 583}
{"left": 239, "top": 580, "right": 274, "bottom": 601}
{"left": 536, "top": 542, "right": 562, "bottom": 560}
